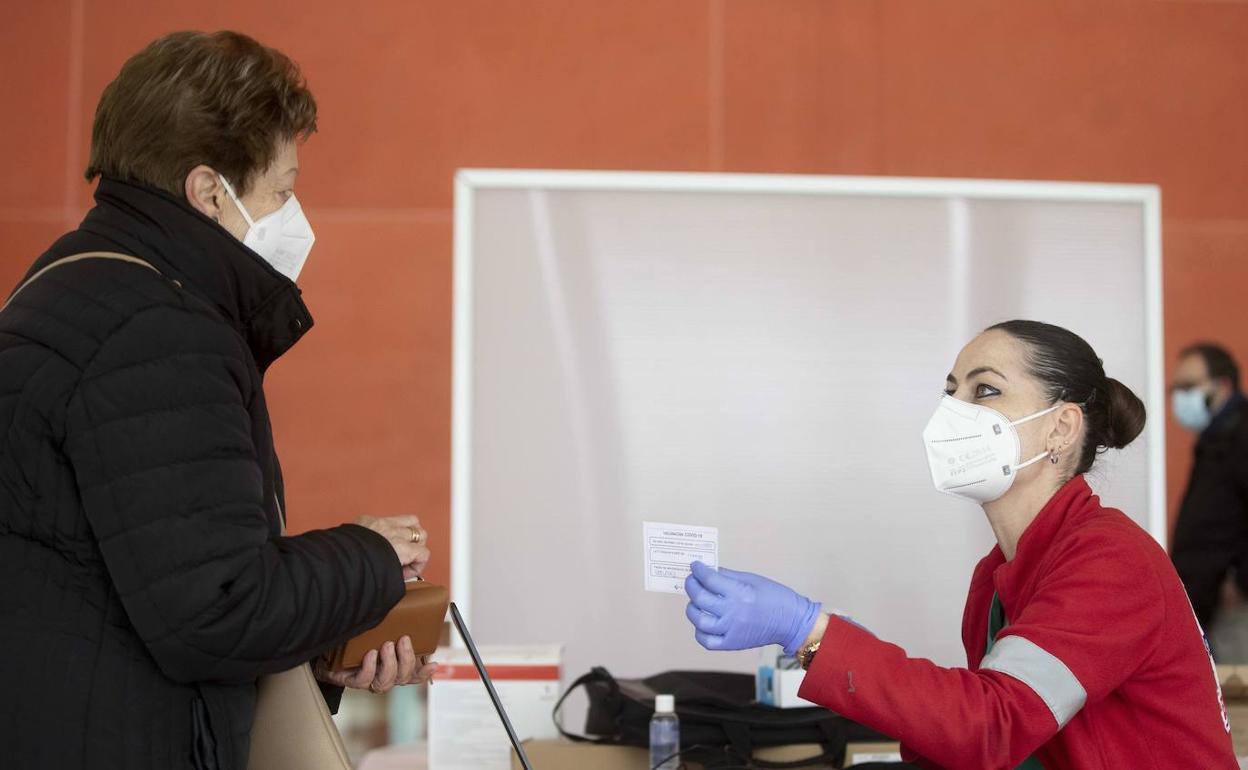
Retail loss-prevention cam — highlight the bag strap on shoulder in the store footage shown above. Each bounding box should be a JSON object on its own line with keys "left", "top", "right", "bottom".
{"left": 1, "top": 251, "right": 162, "bottom": 313}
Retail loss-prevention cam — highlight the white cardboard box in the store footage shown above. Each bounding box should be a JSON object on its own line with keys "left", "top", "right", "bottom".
{"left": 757, "top": 646, "right": 816, "bottom": 709}
{"left": 428, "top": 644, "right": 563, "bottom": 770}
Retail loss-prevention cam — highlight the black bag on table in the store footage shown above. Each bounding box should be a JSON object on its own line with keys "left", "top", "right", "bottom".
{"left": 554, "top": 667, "right": 920, "bottom": 769}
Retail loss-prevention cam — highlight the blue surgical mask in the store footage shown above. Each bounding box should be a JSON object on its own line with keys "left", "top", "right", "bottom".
{"left": 1172, "top": 387, "right": 1212, "bottom": 433}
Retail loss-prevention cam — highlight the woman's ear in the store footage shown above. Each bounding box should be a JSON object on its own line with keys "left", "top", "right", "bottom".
{"left": 1050, "top": 403, "right": 1085, "bottom": 456}
{"left": 184, "top": 165, "right": 224, "bottom": 221}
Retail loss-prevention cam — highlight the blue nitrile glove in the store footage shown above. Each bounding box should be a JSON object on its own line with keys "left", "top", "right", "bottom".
{"left": 683, "top": 561, "right": 822, "bottom": 656}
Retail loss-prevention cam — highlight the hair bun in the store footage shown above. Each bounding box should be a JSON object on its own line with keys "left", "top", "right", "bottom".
{"left": 1100, "top": 377, "right": 1146, "bottom": 450}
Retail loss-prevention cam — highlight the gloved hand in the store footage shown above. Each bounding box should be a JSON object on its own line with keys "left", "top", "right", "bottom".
{"left": 683, "top": 561, "right": 822, "bottom": 656}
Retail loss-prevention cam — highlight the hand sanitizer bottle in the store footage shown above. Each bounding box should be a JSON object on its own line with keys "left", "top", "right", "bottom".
{"left": 649, "top": 694, "right": 680, "bottom": 770}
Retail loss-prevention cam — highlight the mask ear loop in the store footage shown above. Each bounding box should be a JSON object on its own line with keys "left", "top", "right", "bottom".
{"left": 1007, "top": 402, "right": 1062, "bottom": 428}
{"left": 217, "top": 175, "right": 257, "bottom": 230}
{"left": 1013, "top": 450, "right": 1053, "bottom": 472}
{"left": 1008, "top": 403, "right": 1064, "bottom": 471}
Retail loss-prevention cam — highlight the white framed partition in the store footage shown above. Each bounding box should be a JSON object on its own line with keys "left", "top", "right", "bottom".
{"left": 451, "top": 170, "right": 1163, "bottom": 683}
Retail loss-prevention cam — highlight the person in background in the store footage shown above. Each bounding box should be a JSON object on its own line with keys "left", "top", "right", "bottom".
{"left": 0, "top": 31, "right": 433, "bottom": 770}
{"left": 1170, "top": 343, "right": 1248, "bottom": 634}
{"left": 681, "top": 320, "right": 1236, "bottom": 769}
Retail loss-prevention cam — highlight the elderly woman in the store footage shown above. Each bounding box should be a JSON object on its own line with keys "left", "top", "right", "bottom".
{"left": 0, "top": 31, "right": 431, "bottom": 769}
{"left": 683, "top": 321, "right": 1238, "bottom": 769}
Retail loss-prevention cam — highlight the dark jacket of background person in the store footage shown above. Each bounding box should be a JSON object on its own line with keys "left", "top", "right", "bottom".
{"left": 0, "top": 177, "right": 405, "bottom": 769}
{"left": 1172, "top": 392, "right": 1248, "bottom": 631}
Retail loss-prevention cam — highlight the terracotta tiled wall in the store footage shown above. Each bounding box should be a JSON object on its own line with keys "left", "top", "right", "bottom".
{"left": 3, "top": 1, "right": 1247, "bottom": 585}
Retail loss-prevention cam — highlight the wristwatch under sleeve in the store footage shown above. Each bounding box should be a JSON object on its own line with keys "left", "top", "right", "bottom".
{"left": 797, "top": 635, "right": 822, "bottom": 670}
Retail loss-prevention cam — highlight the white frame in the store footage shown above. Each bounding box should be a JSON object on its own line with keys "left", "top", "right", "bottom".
{"left": 452, "top": 169, "right": 1165, "bottom": 629}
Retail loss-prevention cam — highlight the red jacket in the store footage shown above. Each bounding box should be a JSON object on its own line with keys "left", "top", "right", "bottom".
{"left": 798, "top": 476, "right": 1236, "bottom": 769}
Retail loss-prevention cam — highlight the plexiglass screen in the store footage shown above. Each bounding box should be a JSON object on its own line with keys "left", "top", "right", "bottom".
{"left": 460, "top": 183, "right": 1152, "bottom": 701}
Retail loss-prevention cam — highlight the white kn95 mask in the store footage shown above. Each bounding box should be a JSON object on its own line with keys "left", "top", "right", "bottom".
{"left": 219, "top": 175, "right": 315, "bottom": 282}
{"left": 922, "top": 395, "right": 1060, "bottom": 504}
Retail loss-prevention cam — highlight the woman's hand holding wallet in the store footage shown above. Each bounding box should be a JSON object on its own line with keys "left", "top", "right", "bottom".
{"left": 314, "top": 635, "right": 437, "bottom": 693}
{"left": 313, "top": 514, "right": 442, "bottom": 693}
{"left": 316, "top": 578, "right": 448, "bottom": 693}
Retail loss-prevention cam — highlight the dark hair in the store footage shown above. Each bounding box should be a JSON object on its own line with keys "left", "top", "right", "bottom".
{"left": 987, "top": 320, "right": 1146, "bottom": 476}
{"left": 86, "top": 31, "right": 317, "bottom": 197}
{"left": 1180, "top": 342, "right": 1240, "bottom": 392}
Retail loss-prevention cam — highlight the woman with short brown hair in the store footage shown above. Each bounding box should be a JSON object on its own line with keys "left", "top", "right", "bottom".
{"left": 0, "top": 31, "right": 431, "bottom": 769}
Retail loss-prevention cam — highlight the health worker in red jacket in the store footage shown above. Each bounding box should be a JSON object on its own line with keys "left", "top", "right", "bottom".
{"left": 683, "top": 319, "right": 1237, "bottom": 769}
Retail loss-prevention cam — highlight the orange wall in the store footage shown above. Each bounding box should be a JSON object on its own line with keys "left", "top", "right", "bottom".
{"left": 4, "top": 1, "right": 1247, "bottom": 586}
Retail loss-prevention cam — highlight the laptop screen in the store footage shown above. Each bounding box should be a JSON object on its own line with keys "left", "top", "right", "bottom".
{"left": 448, "top": 602, "right": 535, "bottom": 770}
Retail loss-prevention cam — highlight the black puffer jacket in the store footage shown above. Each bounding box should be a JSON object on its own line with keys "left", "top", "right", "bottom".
{"left": 0, "top": 178, "right": 405, "bottom": 769}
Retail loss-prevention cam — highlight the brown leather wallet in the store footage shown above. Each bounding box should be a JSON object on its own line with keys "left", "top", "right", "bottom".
{"left": 322, "top": 579, "right": 450, "bottom": 672}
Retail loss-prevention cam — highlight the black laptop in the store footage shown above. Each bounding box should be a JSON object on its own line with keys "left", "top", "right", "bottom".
{"left": 448, "top": 602, "right": 536, "bottom": 770}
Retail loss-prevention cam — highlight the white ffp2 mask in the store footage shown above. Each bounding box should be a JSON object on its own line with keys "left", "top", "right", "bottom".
{"left": 922, "top": 395, "right": 1060, "bottom": 504}
{"left": 219, "top": 175, "right": 315, "bottom": 282}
